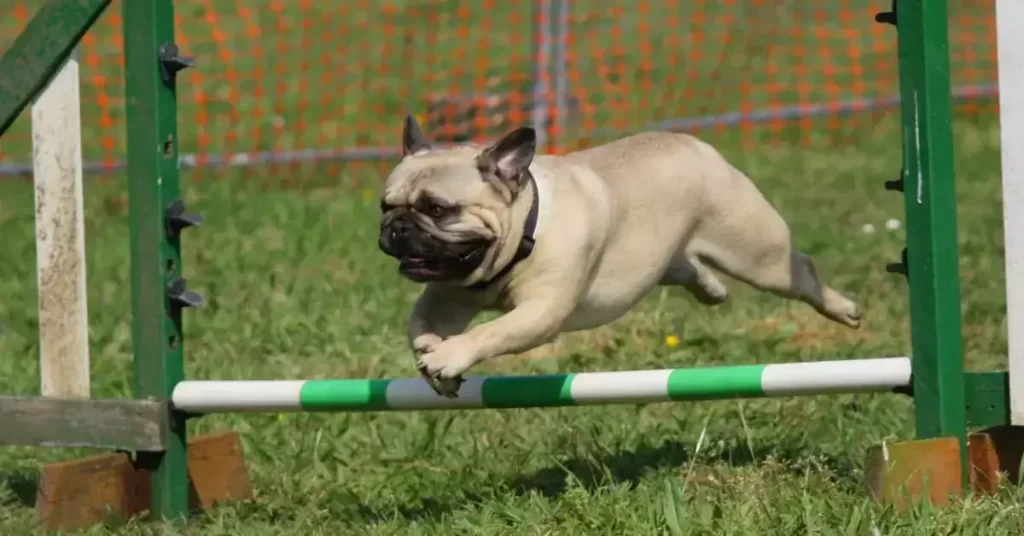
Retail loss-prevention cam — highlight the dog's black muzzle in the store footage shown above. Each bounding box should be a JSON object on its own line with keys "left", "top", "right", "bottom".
{"left": 379, "top": 213, "right": 489, "bottom": 283}
{"left": 378, "top": 215, "right": 416, "bottom": 258}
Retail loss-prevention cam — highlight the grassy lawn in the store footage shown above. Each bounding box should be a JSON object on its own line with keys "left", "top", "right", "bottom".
{"left": 0, "top": 0, "right": 1019, "bottom": 534}
{"left": 0, "top": 105, "right": 1020, "bottom": 533}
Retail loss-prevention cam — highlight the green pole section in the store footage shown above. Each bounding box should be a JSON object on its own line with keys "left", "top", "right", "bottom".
{"left": 123, "top": 0, "right": 193, "bottom": 521}
{"left": 894, "top": 0, "right": 968, "bottom": 485}
{"left": 667, "top": 365, "right": 765, "bottom": 400}
{"left": 301, "top": 379, "right": 391, "bottom": 411}
{"left": 481, "top": 374, "right": 576, "bottom": 408}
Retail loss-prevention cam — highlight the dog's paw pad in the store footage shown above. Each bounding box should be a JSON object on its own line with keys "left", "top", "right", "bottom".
{"left": 412, "top": 334, "right": 444, "bottom": 355}
{"left": 426, "top": 376, "right": 462, "bottom": 398}
{"left": 418, "top": 367, "right": 464, "bottom": 398}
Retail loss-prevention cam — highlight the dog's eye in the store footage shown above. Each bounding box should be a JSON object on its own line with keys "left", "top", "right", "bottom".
{"left": 425, "top": 203, "right": 448, "bottom": 218}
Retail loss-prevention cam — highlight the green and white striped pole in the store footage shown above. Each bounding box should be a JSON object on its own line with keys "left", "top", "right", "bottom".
{"left": 171, "top": 357, "right": 910, "bottom": 413}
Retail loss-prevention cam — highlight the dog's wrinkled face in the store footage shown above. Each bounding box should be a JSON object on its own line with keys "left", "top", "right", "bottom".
{"left": 378, "top": 115, "right": 536, "bottom": 284}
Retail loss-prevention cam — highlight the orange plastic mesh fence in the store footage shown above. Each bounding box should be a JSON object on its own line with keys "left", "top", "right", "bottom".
{"left": 0, "top": 0, "right": 999, "bottom": 181}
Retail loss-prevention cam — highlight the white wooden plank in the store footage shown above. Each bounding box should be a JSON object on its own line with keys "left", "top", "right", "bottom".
{"left": 996, "top": 1, "right": 1024, "bottom": 425}
{"left": 32, "top": 48, "right": 90, "bottom": 399}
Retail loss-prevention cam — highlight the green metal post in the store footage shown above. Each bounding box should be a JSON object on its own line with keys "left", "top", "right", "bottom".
{"left": 123, "top": 0, "right": 200, "bottom": 521}
{"left": 893, "top": 0, "right": 969, "bottom": 484}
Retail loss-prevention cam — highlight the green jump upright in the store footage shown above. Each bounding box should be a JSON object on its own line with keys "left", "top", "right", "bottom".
{"left": 123, "top": 0, "right": 201, "bottom": 522}
{"left": 887, "top": 0, "right": 969, "bottom": 484}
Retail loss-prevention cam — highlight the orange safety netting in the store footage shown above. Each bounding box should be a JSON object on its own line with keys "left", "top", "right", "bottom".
{"left": 0, "top": 0, "right": 1000, "bottom": 181}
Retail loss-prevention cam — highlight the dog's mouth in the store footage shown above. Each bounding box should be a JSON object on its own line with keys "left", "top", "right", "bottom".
{"left": 397, "top": 246, "right": 488, "bottom": 283}
{"left": 398, "top": 257, "right": 443, "bottom": 281}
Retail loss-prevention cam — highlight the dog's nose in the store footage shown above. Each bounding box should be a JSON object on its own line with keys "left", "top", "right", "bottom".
{"left": 379, "top": 220, "right": 407, "bottom": 255}
{"left": 389, "top": 220, "right": 409, "bottom": 241}
{"left": 386, "top": 228, "right": 402, "bottom": 251}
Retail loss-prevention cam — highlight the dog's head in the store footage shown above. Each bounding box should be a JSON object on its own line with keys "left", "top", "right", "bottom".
{"left": 378, "top": 115, "right": 536, "bottom": 284}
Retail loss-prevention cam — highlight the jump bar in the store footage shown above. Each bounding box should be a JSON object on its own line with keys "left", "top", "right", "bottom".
{"left": 171, "top": 357, "right": 911, "bottom": 413}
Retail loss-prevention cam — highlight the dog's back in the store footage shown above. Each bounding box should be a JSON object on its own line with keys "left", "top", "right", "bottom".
{"left": 526, "top": 130, "right": 798, "bottom": 331}
{"left": 559, "top": 130, "right": 779, "bottom": 255}
{"left": 563, "top": 130, "right": 749, "bottom": 216}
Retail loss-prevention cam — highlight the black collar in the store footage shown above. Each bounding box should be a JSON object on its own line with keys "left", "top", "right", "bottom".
{"left": 468, "top": 172, "right": 539, "bottom": 291}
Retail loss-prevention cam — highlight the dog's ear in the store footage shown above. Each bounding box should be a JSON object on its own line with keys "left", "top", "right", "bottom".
{"left": 476, "top": 127, "right": 536, "bottom": 198}
{"left": 402, "top": 114, "right": 431, "bottom": 157}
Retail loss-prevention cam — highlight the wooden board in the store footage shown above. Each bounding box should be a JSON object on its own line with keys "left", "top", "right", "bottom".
{"left": 33, "top": 45, "right": 90, "bottom": 400}
{"left": 969, "top": 425, "right": 1024, "bottom": 493}
{"left": 866, "top": 427, "right": 1024, "bottom": 509}
{"left": 34, "top": 450, "right": 142, "bottom": 530}
{"left": 35, "top": 430, "right": 252, "bottom": 532}
{"left": 865, "top": 437, "right": 963, "bottom": 509}
{"left": 185, "top": 430, "right": 253, "bottom": 509}
{"left": 0, "top": 396, "right": 165, "bottom": 451}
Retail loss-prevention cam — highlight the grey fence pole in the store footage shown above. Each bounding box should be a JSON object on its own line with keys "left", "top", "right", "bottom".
{"left": 552, "top": 0, "right": 569, "bottom": 150}
{"left": 532, "top": 0, "right": 552, "bottom": 150}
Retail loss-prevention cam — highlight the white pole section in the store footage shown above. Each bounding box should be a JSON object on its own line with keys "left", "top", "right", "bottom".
{"left": 997, "top": 1, "right": 1024, "bottom": 425}
{"left": 33, "top": 47, "right": 90, "bottom": 399}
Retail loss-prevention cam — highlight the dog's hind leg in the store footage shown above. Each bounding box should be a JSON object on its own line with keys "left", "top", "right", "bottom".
{"left": 660, "top": 254, "right": 730, "bottom": 306}
{"left": 689, "top": 225, "right": 861, "bottom": 328}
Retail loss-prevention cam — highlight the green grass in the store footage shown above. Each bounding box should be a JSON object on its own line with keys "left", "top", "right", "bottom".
{"left": 0, "top": 0, "right": 1018, "bottom": 533}
{"left": 1, "top": 106, "right": 1021, "bottom": 534}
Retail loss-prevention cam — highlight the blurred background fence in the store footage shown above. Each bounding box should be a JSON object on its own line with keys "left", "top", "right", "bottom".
{"left": 0, "top": 0, "right": 1000, "bottom": 184}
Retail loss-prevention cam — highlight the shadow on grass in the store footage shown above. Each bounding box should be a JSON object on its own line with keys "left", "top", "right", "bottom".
{"left": 506, "top": 440, "right": 858, "bottom": 498}
{"left": 353, "top": 438, "right": 859, "bottom": 523}
{"left": 0, "top": 471, "right": 38, "bottom": 508}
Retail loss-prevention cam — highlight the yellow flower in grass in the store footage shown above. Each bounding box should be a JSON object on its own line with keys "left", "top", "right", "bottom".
{"left": 665, "top": 335, "right": 680, "bottom": 348}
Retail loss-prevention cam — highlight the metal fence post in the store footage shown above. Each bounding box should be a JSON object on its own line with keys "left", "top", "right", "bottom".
{"left": 893, "top": 0, "right": 969, "bottom": 484}
{"left": 123, "top": 0, "right": 202, "bottom": 521}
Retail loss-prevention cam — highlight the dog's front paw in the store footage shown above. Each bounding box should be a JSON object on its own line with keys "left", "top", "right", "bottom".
{"left": 411, "top": 334, "right": 455, "bottom": 395}
{"left": 415, "top": 336, "right": 479, "bottom": 398}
